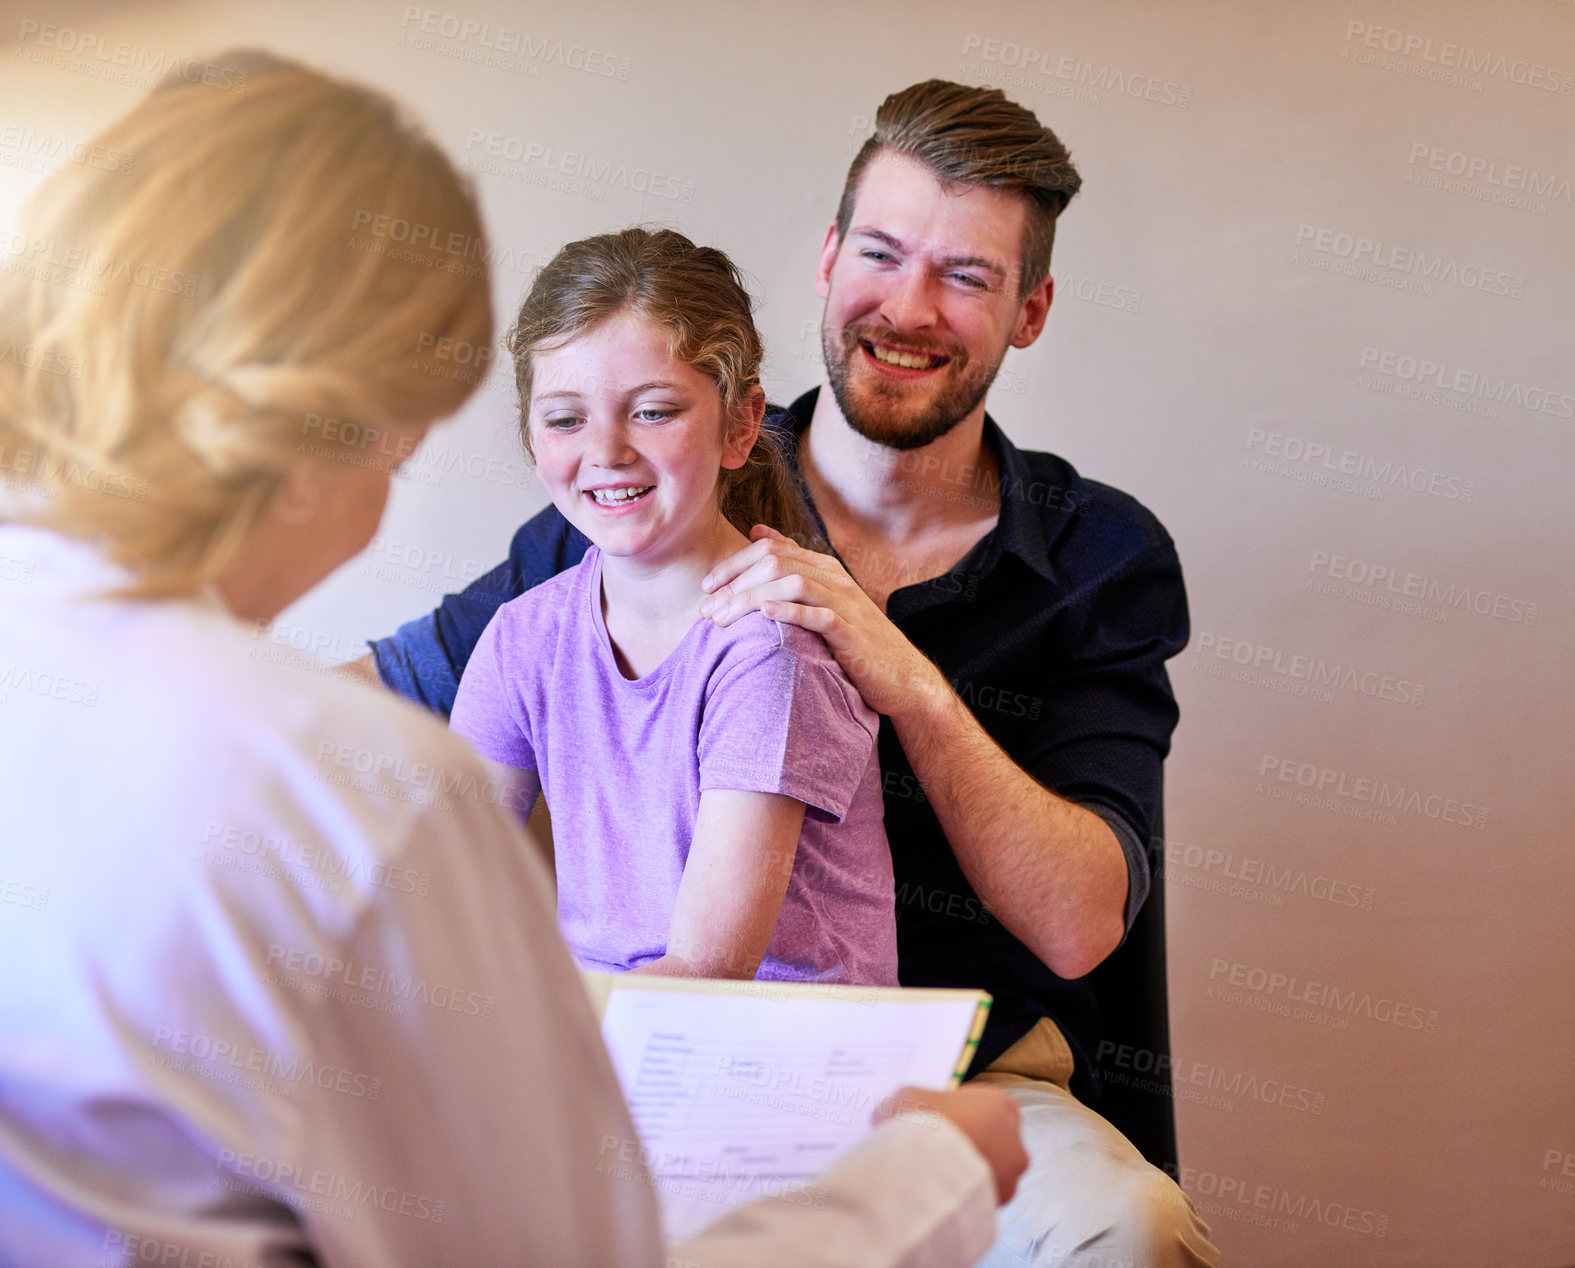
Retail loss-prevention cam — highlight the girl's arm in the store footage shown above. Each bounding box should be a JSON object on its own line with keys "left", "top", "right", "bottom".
{"left": 475, "top": 757, "right": 549, "bottom": 868}
{"left": 631, "top": 789, "right": 806, "bottom": 979}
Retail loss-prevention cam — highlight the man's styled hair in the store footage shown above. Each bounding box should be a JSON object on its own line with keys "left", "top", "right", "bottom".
{"left": 836, "top": 79, "right": 1083, "bottom": 296}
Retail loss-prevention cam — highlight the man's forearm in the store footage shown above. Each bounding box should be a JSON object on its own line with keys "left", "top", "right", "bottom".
{"left": 890, "top": 669, "right": 1128, "bottom": 980}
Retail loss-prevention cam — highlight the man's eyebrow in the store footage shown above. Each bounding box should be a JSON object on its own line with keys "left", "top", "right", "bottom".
{"left": 850, "top": 227, "right": 906, "bottom": 251}
{"left": 849, "top": 227, "right": 1008, "bottom": 279}
{"left": 936, "top": 253, "right": 1007, "bottom": 280}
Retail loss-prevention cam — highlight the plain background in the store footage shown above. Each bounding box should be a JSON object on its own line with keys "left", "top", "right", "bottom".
{"left": 2, "top": 1, "right": 1572, "bottom": 1263}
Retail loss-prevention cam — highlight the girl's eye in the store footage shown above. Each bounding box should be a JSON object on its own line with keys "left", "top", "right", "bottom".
{"left": 636, "top": 407, "right": 678, "bottom": 423}
{"left": 541, "top": 414, "right": 583, "bottom": 431}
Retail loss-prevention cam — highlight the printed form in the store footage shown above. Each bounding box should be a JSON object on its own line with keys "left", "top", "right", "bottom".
{"left": 596, "top": 980, "right": 988, "bottom": 1241}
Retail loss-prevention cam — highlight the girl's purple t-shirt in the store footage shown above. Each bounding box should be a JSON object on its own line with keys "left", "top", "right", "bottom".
{"left": 450, "top": 546, "right": 898, "bottom": 986}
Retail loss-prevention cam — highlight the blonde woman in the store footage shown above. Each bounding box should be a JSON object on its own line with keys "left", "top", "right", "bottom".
{"left": 0, "top": 51, "right": 1021, "bottom": 1267}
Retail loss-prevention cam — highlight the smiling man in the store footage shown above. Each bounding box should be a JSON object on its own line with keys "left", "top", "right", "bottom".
{"left": 365, "top": 80, "right": 1216, "bottom": 1267}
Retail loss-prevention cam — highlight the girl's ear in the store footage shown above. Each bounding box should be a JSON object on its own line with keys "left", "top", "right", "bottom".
{"left": 720, "top": 385, "right": 767, "bottom": 471}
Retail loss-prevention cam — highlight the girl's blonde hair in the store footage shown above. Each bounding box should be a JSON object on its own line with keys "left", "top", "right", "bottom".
{"left": 0, "top": 49, "right": 492, "bottom": 598}
{"left": 505, "top": 228, "right": 825, "bottom": 550}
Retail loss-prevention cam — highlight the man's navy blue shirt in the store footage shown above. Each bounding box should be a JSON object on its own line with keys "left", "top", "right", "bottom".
{"left": 371, "top": 387, "right": 1189, "bottom": 1103}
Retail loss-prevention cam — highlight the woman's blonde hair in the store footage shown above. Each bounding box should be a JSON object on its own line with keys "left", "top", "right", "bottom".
{"left": 505, "top": 228, "right": 825, "bottom": 550}
{"left": 0, "top": 49, "right": 492, "bottom": 597}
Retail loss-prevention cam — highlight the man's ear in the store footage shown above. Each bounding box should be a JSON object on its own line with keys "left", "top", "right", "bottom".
{"left": 721, "top": 386, "right": 767, "bottom": 470}
{"left": 1009, "top": 274, "right": 1054, "bottom": 349}
{"left": 815, "top": 221, "right": 842, "bottom": 299}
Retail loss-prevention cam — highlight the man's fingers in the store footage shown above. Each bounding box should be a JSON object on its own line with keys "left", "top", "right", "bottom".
{"left": 701, "top": 538, "right": 772, "bottom": 593}
{"left": 701, "top": 526, "right": 804, "bottom": 594}
{"left": 759, "top": 600, "right": 837, "bottom": 636}
{"left": 704, "top": 575, "right": 829, "bottom": 626}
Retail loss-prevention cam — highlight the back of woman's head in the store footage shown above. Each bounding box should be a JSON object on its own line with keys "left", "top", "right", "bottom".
{"left": 506, "top": 227, "right": 824, "bottom": 550}
{"left": 0, "top": 49, "right": 492, "bottom": 597}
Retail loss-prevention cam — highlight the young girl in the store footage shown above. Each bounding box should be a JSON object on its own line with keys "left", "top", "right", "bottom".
{"left": 450, "top": 228, "right": 898, "bottom": 985}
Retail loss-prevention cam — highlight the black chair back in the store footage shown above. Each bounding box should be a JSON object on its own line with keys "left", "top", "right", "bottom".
{"left": 1085, "top": 815, "right": 1177, "bottom": 1173}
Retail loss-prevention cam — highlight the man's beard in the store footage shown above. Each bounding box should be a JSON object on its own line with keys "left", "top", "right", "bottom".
{"left": 821, "top": 318, "right": 1003, "bottom": 451}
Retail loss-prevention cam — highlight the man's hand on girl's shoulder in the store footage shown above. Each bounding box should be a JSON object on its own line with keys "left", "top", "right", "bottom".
{"left": 697, "top": 526, "right": 944, "bottom": 720}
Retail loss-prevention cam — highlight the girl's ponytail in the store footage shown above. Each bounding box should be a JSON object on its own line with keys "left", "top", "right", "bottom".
{"left": 717, "top": 416, "right": 825, "bottom": 551}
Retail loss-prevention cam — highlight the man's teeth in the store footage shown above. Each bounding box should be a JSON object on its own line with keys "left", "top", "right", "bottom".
{"left": 590, "top": 486, "right": 651, "bottom": 506}
{"left": 869, "top": 344, "right": 940, "bottom": 370}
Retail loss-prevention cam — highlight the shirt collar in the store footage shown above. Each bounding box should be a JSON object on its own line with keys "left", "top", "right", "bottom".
{"left": 776, "top": 387, "right": 1063, "bottom": 586}
{"left": 0, "top": 523, "right": 232, "bottom": 614}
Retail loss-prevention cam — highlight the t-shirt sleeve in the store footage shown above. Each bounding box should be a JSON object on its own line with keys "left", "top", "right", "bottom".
{"left": 697, "top": 625, "right": 878, "bottom": 823}
{"left": 449, "top": 610, "right": 537, "bottom": 772}
{"left": 369, "top": 506, "right": 589, "bottom": 718}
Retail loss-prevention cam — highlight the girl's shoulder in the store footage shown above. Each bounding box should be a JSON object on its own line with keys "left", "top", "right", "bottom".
{"left": 704, "top": 612, "right": 874, "bottom": 723}
{"left": 709, "top": 609, "right": 838, "bottom": 667}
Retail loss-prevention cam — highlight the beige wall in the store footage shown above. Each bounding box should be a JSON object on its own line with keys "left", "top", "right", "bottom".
{"left": 4, "top": 0, "right": 1572, "bottom": 1262}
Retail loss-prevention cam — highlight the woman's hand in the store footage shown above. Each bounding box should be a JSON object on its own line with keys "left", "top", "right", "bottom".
{"left": 699, "top": 526, "right": 944, "bottom": 721}
{"left": 874, "top": 1084, "right": 1028, "bottom": 1205}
